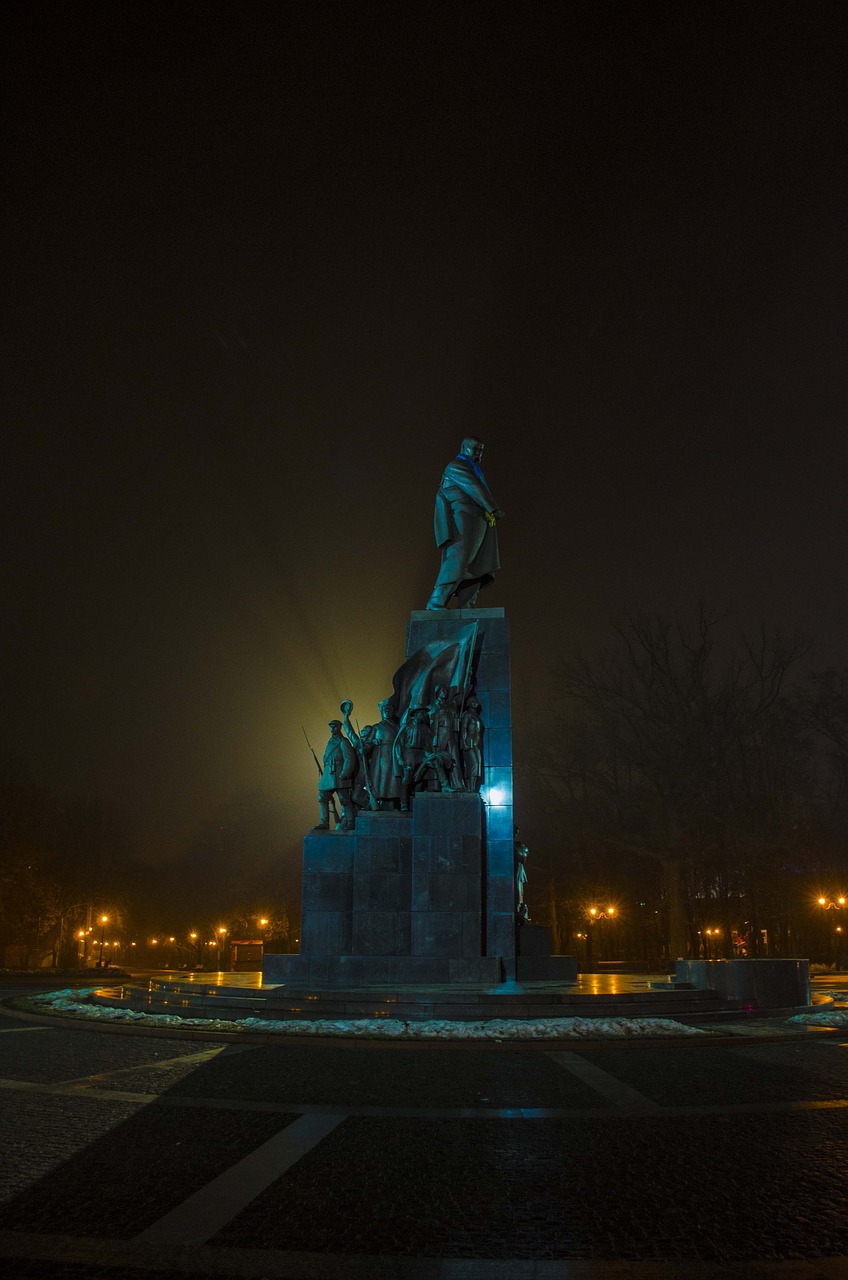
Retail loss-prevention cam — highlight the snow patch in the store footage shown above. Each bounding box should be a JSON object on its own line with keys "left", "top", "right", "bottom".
{"left": 19, "top": 989, "right": 709, "bottom": 1039}
{"left": 789, "top": 1009, "right": 848, "bottom": 1028}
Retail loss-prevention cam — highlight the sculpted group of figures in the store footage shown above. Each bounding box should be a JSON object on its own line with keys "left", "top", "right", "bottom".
{"left": 306, "top": 436, "right": 533, "bottom": 918}
{"left": 313, "top": 689, "right": 484, "bottom": 832}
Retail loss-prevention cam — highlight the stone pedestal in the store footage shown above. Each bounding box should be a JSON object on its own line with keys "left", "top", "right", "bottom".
{"left": 515, "top": 925, "right": 579, "bottom": 982}
{"left": 263, "top": 793, "right": 499, "bottom": 985}
{"left": 407, "top": 608, "right": 516, "bottom": 979}
{"left": 264, "top": 607, "right": 517, "bottom": 988}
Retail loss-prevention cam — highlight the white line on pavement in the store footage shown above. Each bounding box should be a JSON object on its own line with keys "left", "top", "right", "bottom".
{"left": 548, "top": 1051, "right": 662, "bottom": 1109}
{"left": 57, "top": 1045, "right": 236, "bottom": 1085}
{"left": 133, "top": 1112, "right": 344, "bottom": 1247}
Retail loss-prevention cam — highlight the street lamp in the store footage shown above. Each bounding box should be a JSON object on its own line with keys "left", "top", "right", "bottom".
{"left": 818, "top": 896, "right": 847, "bottom": 969}
{"left": 704, "top": 927, "right": 722, "bottom": 960}
{"left": 586, "top": 905, "right": 617, "bottom": 964}
{"left": 97, "top": 915, "right": 109, "bottom": 967}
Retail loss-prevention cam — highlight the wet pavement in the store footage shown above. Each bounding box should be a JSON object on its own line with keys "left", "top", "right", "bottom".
{"left": 1, "top": 981, "right": 848, "bottom": 1278}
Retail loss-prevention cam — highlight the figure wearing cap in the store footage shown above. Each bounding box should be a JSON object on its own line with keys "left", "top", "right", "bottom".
{"left": 316, "top": 720, "right": 357, "bottom": 832}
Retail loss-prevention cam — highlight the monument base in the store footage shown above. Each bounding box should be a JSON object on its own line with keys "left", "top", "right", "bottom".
{"left": 263, "top": 953, "right": 500, "bottom": 986}
{"left": 514, "top": 924, "right": 578, "bottom": 983}
{"left": 265, "top": 793, "right": 507, "bottom": 989}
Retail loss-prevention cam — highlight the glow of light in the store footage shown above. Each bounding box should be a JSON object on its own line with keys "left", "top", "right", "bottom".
{"left": 483, "top": 786, "right": 506, "bottom": 806}
{"left": 819, "top": 897, "right": 827, "bottom": 905}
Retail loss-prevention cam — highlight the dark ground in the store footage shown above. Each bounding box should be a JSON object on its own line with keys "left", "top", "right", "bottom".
{"left": 1, "top": 987, "right": 848, "bottom": 1278}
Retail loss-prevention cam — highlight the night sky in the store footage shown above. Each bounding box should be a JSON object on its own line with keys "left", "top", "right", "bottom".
{"left": 3, "top": 1, "right": 848, "bottom": 862}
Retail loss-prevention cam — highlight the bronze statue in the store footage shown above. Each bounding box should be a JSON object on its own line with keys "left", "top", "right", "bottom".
{"left": 460, "top": 694, "right": 484, "bottom": 792}
{"left": 342, "top": 698, "right": 400, "bottom": 810}
{"left": 316, "top": 720, "right": 357, "bottom": 832}
{"left": 394, "top": 706, "right": 431, "bottom": 811}
{"left": 427, "top": 437, "right": 505, "bottom": 610}
{"left": 369, "top": 699, "right": 401, "bottom": 808}
{"left": 414, "top": 749, "right": 460, "bottom": 793}
{"left": 430, "top": 685, "right": 463, "bottom": 785}
{"left": 340, "top": 701, "right": 378, "bottom": 812}
{"left": 514, "top": 826, "right": 530, "bottom": 923}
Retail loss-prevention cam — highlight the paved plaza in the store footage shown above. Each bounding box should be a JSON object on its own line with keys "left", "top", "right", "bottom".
{"left": 2, "top": 979, "right": 848, "bottom": 1278}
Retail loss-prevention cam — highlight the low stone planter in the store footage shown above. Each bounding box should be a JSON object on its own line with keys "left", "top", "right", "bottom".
{"left": 676, "top": 958, "right": 810, "bottom": 1010}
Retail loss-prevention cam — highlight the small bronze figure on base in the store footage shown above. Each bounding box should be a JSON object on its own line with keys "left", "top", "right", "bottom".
{"left": 514, "top": 826, "right": 530, "bottom": 924}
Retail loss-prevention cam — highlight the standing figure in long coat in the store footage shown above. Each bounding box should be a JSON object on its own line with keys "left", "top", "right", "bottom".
{"left": 426, "top": 437, "right": 505, "bottom": 610}
{"left": 460, "top": 694, "right": 484, "bottom": 792}
{"left": 316, "top": 720, "right": 357, "bottom": 832}
{"left": 364, "top": 699, "right": 401, "bottom": 809}
{"left": 430, "top": 685, "right": 463, "bottom": 786}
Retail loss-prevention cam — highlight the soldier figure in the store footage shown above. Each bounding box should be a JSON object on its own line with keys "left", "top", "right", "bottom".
{"left": 394, "top": 706, "right": 432, "bottom": 811}
{"left": 364, "top": 699, "right": 402, "bottom": 809}
{"left": 460, "top": 694, "right": 484, "bottom": 792}
{"left": 430, "top": 685, "right": 463, "bottom": 786}
{"left": 316, "top": 720, "right": 357, "bottom": 832}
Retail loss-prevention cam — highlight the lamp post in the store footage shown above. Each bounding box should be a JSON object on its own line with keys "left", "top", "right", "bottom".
{"left": 704, "top": 927, "right": 722, "bottom": 961}
{"left": 587, "top": 905, "right": 617, "bottom": 963}
{"left": 216, "top": 927, "right": 228, "bottom": 972}
{"left": 818, "top": 895, "right": 846, "bottom": 969}
{"left": 97, "top": 915, "right": 109, "bottom": 968}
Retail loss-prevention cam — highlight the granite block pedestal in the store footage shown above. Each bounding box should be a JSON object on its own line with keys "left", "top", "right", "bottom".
{"left": 264, "top": 608, "right": 572, "bottom": 990}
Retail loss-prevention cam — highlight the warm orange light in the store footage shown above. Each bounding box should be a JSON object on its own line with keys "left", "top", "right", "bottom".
{"left": 819, "top": 897, "right": 827, "bottom": 906}
{"left": 100, "top": 915, "right": 108, "bottom": 924}
{"left": 589, "top": 907, "right": 597, "bottom": 917}
{"left": 218, "top": 927, "right": 227, "bottom": 935}
{"left": 607, "top": 906, "right": 615, "bottom": 916}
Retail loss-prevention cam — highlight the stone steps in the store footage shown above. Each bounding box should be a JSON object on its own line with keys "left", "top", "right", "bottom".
{"left": 88, "top": 980, "right": 728, "bottom": 1022}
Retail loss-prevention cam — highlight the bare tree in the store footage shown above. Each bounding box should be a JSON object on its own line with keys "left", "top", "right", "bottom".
{"left": 544, "top": 608, "right": 808, "bottom": 959}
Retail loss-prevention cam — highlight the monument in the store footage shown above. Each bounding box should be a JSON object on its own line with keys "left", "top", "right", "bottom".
{"left": 263, "top": 438, "right": 576, "bottom": 988}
